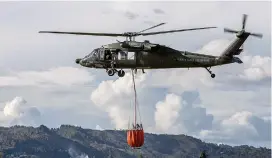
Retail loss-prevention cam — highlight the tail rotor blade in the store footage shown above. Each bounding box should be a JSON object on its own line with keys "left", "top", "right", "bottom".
{"left": 224, "top": 28, "right": 239, "bottom": 34}
{"left": 250, "top": 32, "right": 263, "bottom": 38}
{"left": 242, "top": 14, "right": 248, "bottom": 30}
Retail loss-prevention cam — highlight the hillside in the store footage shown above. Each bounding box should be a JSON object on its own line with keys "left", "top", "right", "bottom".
{"left": 0, "top": 125, "right": 270, "bottom": 158}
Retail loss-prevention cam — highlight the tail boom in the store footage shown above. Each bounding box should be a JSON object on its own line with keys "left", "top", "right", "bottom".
{"left": 220, "top": 32, "right": 250, "bottom": 58}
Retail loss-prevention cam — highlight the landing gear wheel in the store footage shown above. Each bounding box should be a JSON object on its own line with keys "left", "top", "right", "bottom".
{"left": 211, "top": 73, "right": 215, "bottom": 78}
{"left": 205, "top": 67, "right": 216, "bottom": 78}
{"left": 118, "top": 70, "right": 125, "bottom": 77}
{"left": 107, "top": 69, "right": 115, "bottom": 76}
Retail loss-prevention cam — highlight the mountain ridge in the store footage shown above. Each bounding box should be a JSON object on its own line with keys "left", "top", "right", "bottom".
{"left": 0, "top": 124, "right": 270, "bottom": 158}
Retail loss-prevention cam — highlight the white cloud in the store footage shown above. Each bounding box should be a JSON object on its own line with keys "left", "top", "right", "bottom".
{"left": 95, "top": 124, "right": 104, "bottom": 131}
{"left": 1, "top": 97, "right": 41, "bottom": 127}
{"left": 0, "top": 67, "right": 94, "bottom": 87}
{"left": 240, "top": 55, "right": 271, "bottom": 81}
{"left": 90, "top": 71, "right": 146, "bottom": 129}
{"left": 199, "top": 111, "right": 271, "bottom": 147}
{"left": 3, "top": 97, "right": 26, "bottom": 117}
{"left": 221, "top": 111, "right": 259, "bottom": 138}
{"left": 154, "top": 93, "right": 182, "bottom": 132}
{"left": 152, "top": 92, "right": 214, "bottom": 135}
{"left": 222, "top": 111, "right": 271, "bottom": 141}
{"left": 151, "top": 93, "right": 271, "bottom": 147}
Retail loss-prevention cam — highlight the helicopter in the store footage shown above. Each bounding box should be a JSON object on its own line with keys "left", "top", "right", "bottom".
{"left": 39, "top": 14, "right": 262, "bottom": 78}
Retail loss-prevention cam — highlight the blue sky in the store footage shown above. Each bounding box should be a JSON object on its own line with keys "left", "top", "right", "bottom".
{"left": 0, "top": 1, "right": 271, "bottom": 148}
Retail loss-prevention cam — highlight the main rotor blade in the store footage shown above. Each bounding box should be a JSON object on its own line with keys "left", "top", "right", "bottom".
{"left": 39, "top": 31, "right": 125, "bottom": 37}
{"left": 138, "top": 23, "right": 166, "bottom": 33}
{"left": 139, "top": 26, "right": 217, "bottom": 36}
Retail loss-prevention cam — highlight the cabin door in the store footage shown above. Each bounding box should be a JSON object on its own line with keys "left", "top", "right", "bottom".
{"left": 117, "top": 51, "right": 136, "bottom": 67}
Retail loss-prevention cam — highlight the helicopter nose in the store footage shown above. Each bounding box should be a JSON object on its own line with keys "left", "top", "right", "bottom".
{"left": 75, "top": 58, "right": 81, "bottom": 64}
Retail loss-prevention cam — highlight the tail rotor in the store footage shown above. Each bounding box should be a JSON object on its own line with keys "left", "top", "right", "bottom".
{"left": 224, "top": 14, "right": 263, "bottom": 50}
{"left": 224, "top": 14, "right": 263, "bottom": 38}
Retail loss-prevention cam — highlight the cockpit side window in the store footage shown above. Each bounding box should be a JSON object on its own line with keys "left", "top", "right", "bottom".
{"left": 83, "top": 49, "right": 101, "bottom": 60}
{"left": 99, "top": 49, "right": 104, "bottom": 60}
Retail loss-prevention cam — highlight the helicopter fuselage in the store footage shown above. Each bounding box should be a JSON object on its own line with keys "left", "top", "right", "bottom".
{"left": 76, "top": 41, "right": 239, "bottom": 77}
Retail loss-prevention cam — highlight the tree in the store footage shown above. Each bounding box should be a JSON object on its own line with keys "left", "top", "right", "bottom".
{"left": 200, "top": 150, "right": 207, "bottom": 158}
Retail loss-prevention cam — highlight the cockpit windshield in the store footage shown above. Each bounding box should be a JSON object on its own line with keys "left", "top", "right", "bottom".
{"left": 84, "top": 48, "right": 99, "bottom": 60}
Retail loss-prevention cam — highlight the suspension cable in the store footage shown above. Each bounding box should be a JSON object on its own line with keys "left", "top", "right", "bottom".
{"left": 131, "top": 69, "right": 143, "bottom": 128}
{"left": 136, "top": 96, "right": 142, "bottom": 125}
{"left": 131, "top": 69, "right": 137, "bottom": 126}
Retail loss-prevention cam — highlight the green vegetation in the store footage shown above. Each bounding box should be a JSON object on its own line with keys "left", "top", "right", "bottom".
{"left": 200, "top": 150, "right": 207, "bottom": 158}
{"left": 0, "top": 125, "right": 270, "bottom": 158}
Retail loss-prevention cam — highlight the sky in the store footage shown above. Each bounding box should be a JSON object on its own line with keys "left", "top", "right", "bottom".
{"left": 0, "top": 1, "right": 271, "bottom": 148}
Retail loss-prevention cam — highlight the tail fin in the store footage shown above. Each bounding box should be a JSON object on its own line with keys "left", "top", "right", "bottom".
{"left": 220, "top": 14, "right": 263, "bottom": 58}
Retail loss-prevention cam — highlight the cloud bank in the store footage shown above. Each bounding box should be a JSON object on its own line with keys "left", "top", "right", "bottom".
{"left": 90, "top": 71, "right": 146, "bottom": 129}
{"left": 1, "top": 97, "right": 41, "bottom": 127}
{"left": 0, "top": 67, "right": 94, "bottom": 87}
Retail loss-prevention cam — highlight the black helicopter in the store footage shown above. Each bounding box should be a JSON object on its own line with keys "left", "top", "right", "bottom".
{"left": 39, "top": 14, "right": 262, "bottom": 78}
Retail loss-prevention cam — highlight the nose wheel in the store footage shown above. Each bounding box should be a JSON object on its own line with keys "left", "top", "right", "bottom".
{"left": 205, "top": 67, "right": 216, "bottom": 78}
{"left": 107, "top": 69, "right": 115, "bottom": 76}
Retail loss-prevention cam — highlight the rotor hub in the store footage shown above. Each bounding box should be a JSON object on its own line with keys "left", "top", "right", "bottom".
{"left": 236, "top": 30, "right": 245, "bottom": 37}
{"left": 124, "top": 32, "right": 138, "bottom": 37}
